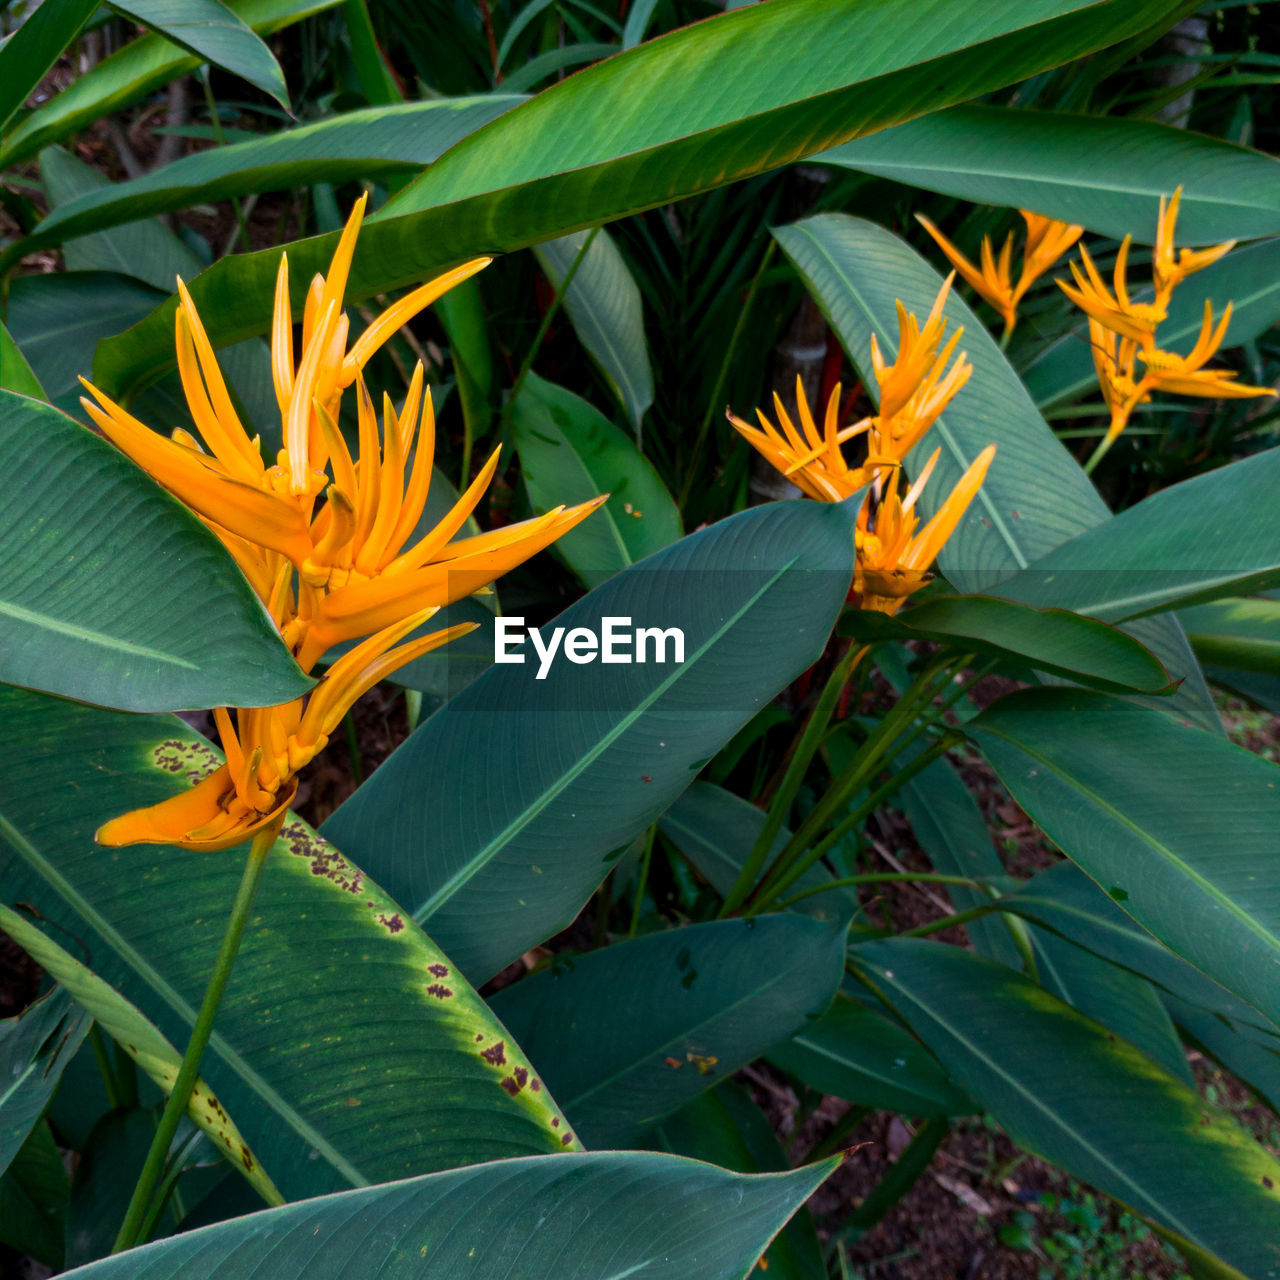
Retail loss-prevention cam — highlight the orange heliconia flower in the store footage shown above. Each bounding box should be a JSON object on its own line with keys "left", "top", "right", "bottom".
{"left": 918, "top": 209, "right": 1083, "bottom": 337}
{"left": 88, "top": 199, "right": 604, "bottom": 850}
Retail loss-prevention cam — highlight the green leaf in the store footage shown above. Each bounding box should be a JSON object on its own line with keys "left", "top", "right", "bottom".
{"left": 0, "top": 1121, "right": 69, "bottom": 1266}
{"left": 1030, "top": 927, "right": 1194, "bottom": 1087}
{"left": 1021, "top": 235, "right": 1280, "bottom": 410}
{"left": 658, "top": 781, "right": 856, "bottom": 922}
{"left": 774, "top": 211, "right": 1218, "bottom": 730}
{"left": 322, "top": 498, "right": 857, "bottom": 983}
{"left": 92, "top": 0, "right": 1181, "bottom": 399}
{"left": 436, "top": 276, "right": 495, "bottom": 454}
{"left": 6, "top": 271, "right": 165, "bottom": 400}
{"left": 0, "top": 687, "right": 576, "bottom": 1202}
{"left": 532, "top": 229, "right": 653, "bottom": 428}
{"left": 1168, "top": 994, "right": 1280, "bottom": 1118}
{"left": 39, "top": 145, "right": 206, "bottom": 293}
{"left": 0, "top": 0, "right": 99, "bottom": 132}
{"left": 0, "top": 392, "right": 311, "bottom": 711}
{"left": 1004, "top": 863, "right": 1275, "bottom": 1037}
{"left": 65, "top": 1109, "right": 158, "bottom": 1267}
{"left": 0, "top": 321, "right": 46, "bottom": 399}
{"left": 58, "top": 1150, "right": 837, "bottom": 1280}
{"left": 652, "top": 1084, "right": 826, "bottom": 1280}
{"left": 993, "top": 449, "right": 1280, "bottom": 621}
{"left": 2, "top": 905, "right": 281, "bottom": 1205}
{"left": 768, "top": 992, "right": 974, "bottom": 1117}
{"left": 889, "top": 744, "right": 1024, "bottom": 968}
{"left": 22, "top": 98, "right": 524, "bottom": 254}
{"left": 838, "top": 594, "right": 1170, "bottom": 693}
{"left": 111, "top": 0, "right": 290, "bottom": 108}
{"left": 972, "top": 688, "right": 1280, "bottom": 1032}
{"left": 0, "top": 0, "right": 340, "bottom": 170}
{"left": 852, "top": 939, "right": 1280, "bottom": 1276}
{"left": 1180, "top": 597, "right": 1280, "bottom": 675}
{"left": 491, "top": 915, "right": 846, "bottom": 1146}
{"left": 815, "top": 105, "right": 1280, "bottom": 243}
{"left": 511, "top": 373, "right": 680, "bottom": 587}
{"left": 0, "top": 987, "right": 90, "bottom": 1178}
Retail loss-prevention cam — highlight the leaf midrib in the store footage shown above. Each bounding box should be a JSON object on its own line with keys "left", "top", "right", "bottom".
{"left": 0, "top": 598, "right": 199, "bottom": 668}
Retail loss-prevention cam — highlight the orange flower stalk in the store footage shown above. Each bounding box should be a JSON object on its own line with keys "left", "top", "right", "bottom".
{"left": 729, "top": 277, "right": 992, "bottom": 614}
{"left": 1055, "top": 188, "right": 1273, "bottom": 467}
{"left": 89, "top": 199, "right": 605, "bottom": 851}
{"left": 918, "top": 209, "right": 1083, "bottom": 338}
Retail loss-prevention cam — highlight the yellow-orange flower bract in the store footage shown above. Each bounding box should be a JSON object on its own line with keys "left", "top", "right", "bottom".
{"left": 728, "top": 276, "right": 994, "bottom": 615}
{"left": 918, "top": 209, "right": 1083, "bottom": 337}
{"left": 1056, "top": 188, "right": 1274, "bottom": 449}
{"left": 89, "top": 198, "right": 605, "bottom": 851}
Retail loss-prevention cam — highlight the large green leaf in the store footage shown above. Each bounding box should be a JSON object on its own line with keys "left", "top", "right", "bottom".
{"left": 838, "top": 593, "right": 1170, "bottom": 692}
{"left": 0, "top": 0, "right": 98, "bottom": 132}
{"left": 1020, "top": 235, "right": 1280, "bottom": 410}
{"left": 994, "top": 449, "right": 1280, "bottom": 620}
{"left": 774, "top": 212, "right": 1219, "bottom": 730}
{"left": 0, "top": 392, "right": 310, "bottom": 711}
{"left": 491, "top": 915, "right": 845, "bottom": 1146}
{"left": 1180, "top": 597, "right": 1280, "bottom": 676}
{"left": 532, "top": 229, "right": 653, "bottom": 429}
{"left": 972, "top": 688, "right": 1280, "bottom": 1032}
{"left": 0, "top": 987, "right": 90, "bottom": 1179}
{"left": 1005, "top": 863, "right": 1276, "bottom": 1036}
{"left": 6, "top": 272, "right": 165, "bottom": 401}
{"left": 511, "top": 373, "right": 680, "bottom": 587}
{"left": 0, "top": 687, "right": 575, "bottom": 1203}
{"left": 59, "top": 1150, "right": 836, "bottom": 1280}
{"left": 658, "top": 781, "right": 856, "bottom": 922}
{"left": 111, "top": 0, "right": 290, "bottom": 108}
{"left": 93, "top": 0, "right": 1180, "bottom": 399}
{"left": 768, "top": 992, "right": 975, "bottom": 1117}
{"left": 815, "top": 105, "right": 1280, "bottom": 243}
{"left": 653, "top": 1085, "right": 826, "bottom": 1280}
{"left": 851, "top": 938, "right": 1280, "bottom": 1276}
{"left": 1029, "top": 927, "right": 1194, "bottom": 1087}
{"left": 0, "top": 1121, "right": 68, "bottom": 1266}
{"left": 39, "top": 145, "right": 206, "bottom": 293}
{"left": 19, "top": 98, "right": 525, "bottom": 256}
{"left": 323, "top": 498, "right": 857, "bottom": 983}
{"left": 0, "top": 0, "right": 339, "bottom": 170}
{"left": 2, "top": 905, "right": 281, "bottom": 1204}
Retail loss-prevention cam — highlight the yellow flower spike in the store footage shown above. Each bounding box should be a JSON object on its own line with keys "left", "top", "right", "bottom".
{"left": 385, "top": 389, "right": 437, "bottom": 561}
{"left": 304, "top": 487, "right": 357, "bottom": 586}
{"left": 340, "top": 258, "right": 493, "bottom": 384}
{"left": 919, "top": 212, "right": 1082, "bottom": 337}
{"left": 284, "top": 297, "right": 339, "bottom": 492}
{"left": 317, "top": 192, "right": 367, "bottom": 323}
{"left": 79, "top": 383, "right": 314, "bottom": 565}
{"left": 352, "top": 376, "right": 383, "bottom": 551}
{"left": 1138, "top": 301, "right": 1275, "bottom": 402}
{"left": 1057, "top": 242, "right": 1165, "bottom": 347}
{"left": 1152, "top": 188, "right": 1235, "bottom": 305}
{"left": 271, "top": 252, "right": 294, "bottom": 413}
{"left": 301, "top": 272, "right": 326, "bottom": 352}
{"left": 872, "top": 275, "right": 956, "bottom": 421}
{"left": 397, "top": 362, "right": 425, "bottom": 455}
{"left": 356, "top": 392, "right": 407, "bottom": 574}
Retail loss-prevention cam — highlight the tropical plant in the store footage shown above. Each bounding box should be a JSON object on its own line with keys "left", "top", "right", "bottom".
{"left": 2, "top": 2, "right": 1280, "bottom": 1277}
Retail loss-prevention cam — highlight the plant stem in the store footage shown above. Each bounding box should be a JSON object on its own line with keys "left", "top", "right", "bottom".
{"left": 899, "top": 900, "right": 1007, "bottom": 939}
{"left": 134, "top": 1125, "right": 204, "bottom": 1246}
{"left": 769, "top": 866, "right": 999, "bottom": 914}
{"left": 720, "top": 643, "right": 869, "bottom": 917}
{"left": 679, "top": 239, "right": 777, "bottom": 508}
{"left": 112, "top": 823, "right": 279, "bottom": 1254}
{"left": 499, "top": 228, "right": 599, "bottom": 439}
{"left": 1083, "top": 429, "right": 1116, "bottom": 475}
{"left": 627, "top": 824, "right": 657, "bottom": 939}
{"left": 749, "top": 732, "right": 961, "bottom": 912}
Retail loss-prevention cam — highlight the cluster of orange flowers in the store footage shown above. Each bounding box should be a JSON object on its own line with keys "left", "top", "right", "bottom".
{"left": 84, "top": 197, "right": 602, "bottom": 851}
{"left": 1057, "top": 189, "right": 1273, "bottom": 453}
{"left": 728, "top": 277, "right": 994, "bottom": 614}
{"left": 918, "top": 209, "right": 1084, "bottom": 339}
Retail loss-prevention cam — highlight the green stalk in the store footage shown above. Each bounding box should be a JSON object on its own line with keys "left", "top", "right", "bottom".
{"left": 1083, "top": 428, "right": 1117, "bottom": 475}
{"left": 134, "top": 1125, "right": 204, "bottom": 1246}
{"left": 499, "top": 228, "right": 599, "bottom": 439}
{"left": 112, "top": 823, "right": 278, "bottom": 1254}
{"left": 720, "top": 642, "right": 869, "bottom": 917}
{"left": 679, "top": 240, "right": 777, "bottom": 508}
{"left": 627, "top": 824, "right": 657, "bottom": 939}
{"left": 749, "top": 733, "right": 960, "bottom": 912}
{"left": 899, "top": 900, "right": 1006, "bottom": 939}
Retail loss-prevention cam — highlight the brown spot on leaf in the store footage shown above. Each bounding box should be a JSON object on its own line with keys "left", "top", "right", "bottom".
{"left": 513, "top": 1067, "right": 528, "bottom": 1089}
{"left": 480, "top": 1042, "right": 507, "bottom": 1067}
{"left": 561, "top": 1134, "right": 573, "bottom": 1146}
{"left": 428, "top": 963, "right": 449, "bottom": 978}
{"left": 152, "top": 739, "right": 221, "bottom": 785}
{"left": 377, "top": 912, "right": 404, "bottom": 933}
{"left": 426, "top": 984, "right": 453, "bottom": 999}
{"left": 281, "top": 821, "right": 365, "bottom": 895}
{"left": 500, "top": 1076, "right": 521, "bottom": 1096}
